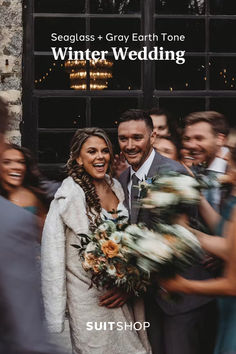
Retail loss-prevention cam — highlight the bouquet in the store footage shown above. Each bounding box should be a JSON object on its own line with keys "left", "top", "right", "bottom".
{"left": 74, "top": 216, "right": 150, "bottom": 296}
{"left": 122, "top": 223, "right": 203, "bottom": 278}
{"left": 74, "top": 172, "right": 205, "bottom": 296}
{"left": 139, "top": 172, "right": 201, "bottom": 224}
{"left": 74, "top": 215, "right": 202, "bottom": 295}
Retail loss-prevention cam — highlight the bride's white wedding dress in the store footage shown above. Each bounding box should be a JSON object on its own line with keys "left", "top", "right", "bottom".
{"left": 41, "top": 176, "right": 151, "bottom": 354}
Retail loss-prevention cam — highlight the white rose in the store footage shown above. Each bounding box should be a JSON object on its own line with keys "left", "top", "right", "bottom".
{"left": 180, "top": 187, "right": 200, "bottom": 202}
{"left": 140, "top": 228, "right": 163, "bottom": 241}
{"left": 157, "top": 176, "right": 173, "bottom": 185}
{"left": 137, "top": 238, "right": 172, "bottom": 263}
{"left": 98, "top": 220, "right": 116, "bottom": 232}
{"left": 109, "top": 231, "right": 123, "bottom": 243}
{"left": 173, "top": 224, "right": 201, "bottom": 248}
{"left": 172, "top": 175, "right": 199, "bottom": 189}
{"left": 121, "top": 232, "right": 133, "bottom": 245}
{"left": 107, "top": 264, "right": 117, "bottom": 276}
{"left": 137, "top": 257, "right": 154, "bottom": 273}
{"left": 125, "top": 225, "right": 145, "bottom": 236}
{"left": 149, "top": 191, "right": 179, "bottom": 207}
{"left": 98, "top": 223, "right": 109, "bottom": 232}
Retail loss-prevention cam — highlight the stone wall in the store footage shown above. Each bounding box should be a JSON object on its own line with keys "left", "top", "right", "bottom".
{"left": 0, "top": 0, "right": 22, "bottom": 144}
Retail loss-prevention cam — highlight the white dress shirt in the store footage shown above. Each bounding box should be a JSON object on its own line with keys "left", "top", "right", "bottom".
{"left": 207, "top": 146, "right": 229, "bottom": 174}
{"left": 204, "top": 146, "right": 229, "bottom": 211}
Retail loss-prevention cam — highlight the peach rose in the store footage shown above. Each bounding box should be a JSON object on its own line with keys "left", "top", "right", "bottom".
{"left": 83, "top": 253, "right": 96, "bottom": 270}
{"left": 101, "top": 240, "right": 120, "bottom": 258}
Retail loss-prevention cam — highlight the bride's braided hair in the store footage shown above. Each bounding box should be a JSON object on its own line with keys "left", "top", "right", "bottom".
{"left": 67, "top": 128, "right": 114, "bottom": 231}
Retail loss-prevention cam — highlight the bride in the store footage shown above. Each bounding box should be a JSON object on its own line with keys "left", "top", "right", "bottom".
{"left": 41, "top": 127, "right": 151, "bottom": 354}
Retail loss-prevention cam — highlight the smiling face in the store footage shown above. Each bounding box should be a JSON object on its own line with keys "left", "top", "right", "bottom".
{"left": 0, "top": 148, "right": 26, "bottom": 190}
{"left": 76, "top": 136, "right": 110, "bottom": 180}
{"left": 154, "top": 137, "right": 178, "bottom": 160}
{"left": 180, "top": 147, "right": 195, "bottom": 167}
{"left": 182, "top": 122, "right": 224, "bottom": 166}
{"left": 150, "top": 114, "right": 169, "bottom": 137}
{"left": 118, "top": 120, "right": 155, "bottom": 171}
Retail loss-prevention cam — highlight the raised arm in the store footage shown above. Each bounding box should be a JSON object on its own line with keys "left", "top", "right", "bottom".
{"left": 198, "top": 195, "right": 221, "bottom": 233}
{"left": 191, "top": 222, "right": 232, "bottom": 261}
{"left": 162, "top": 207, "right": 236, "bottom": 296}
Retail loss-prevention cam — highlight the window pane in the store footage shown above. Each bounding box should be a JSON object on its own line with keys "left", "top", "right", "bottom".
{"left": 38, "top": 131, "right": 122, "bottom": 163}
{"left": 107, "top": 58, "right": 141, "bottom": 90}
{"left": 155, "top": 19, "right": 205, "bottom": 52}
{"left": 35, "top": 56, "right": 140, "bottom": 90}
{"left": 159, "top": 98, "right": 205, "bottom": 125}
{"left": 35, "top": 18, "right": 86, "bottom": 52}
{"left": 39, "top": 165, "right": 66, "bottom": 182}
{"left": 91, "top": 98, "right": 138, "bottom": 128}
{"left": 210, "top": 21, "right": 236, "bottom": 52}
{"left": 210, "top": 99, "right": 236, "bottom": 127}
{"left": 156, "top": 0, "right": 205, "bottom": 14}
{"left": 210, "top": 0, "right": 236, "bottom": 14}
{"left": 210, "top": 58, "right": 236, "bottom": 90}
{"left": 90, "top": 19, "right": 140, "bottom": 51}
{"left": 38, "top": 133, "right": 74, "bottom": 163}
{"left": 35, "top": 57, "right": 71, "bottom": 89}
{"left": 35, "top": 0, "right": 85, "bottom": 13}
{"left": 90, "top": 0, "right": 140, "bottom": 14}
{"left": 105, "top": 131, "right": 120, "bottom": 154}
{"left": 156, "top": 57, "right": 206, "bottom": 90}
{"left": 38, "top": 98, "right": 86, "bottom": 128}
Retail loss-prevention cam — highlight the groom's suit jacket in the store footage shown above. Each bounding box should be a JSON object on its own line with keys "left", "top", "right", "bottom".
{"left": 0, "top": 196, "right": 59, "bottom": 354}
{"left": 119, "top": 151, "right": 214, "bottom": 316}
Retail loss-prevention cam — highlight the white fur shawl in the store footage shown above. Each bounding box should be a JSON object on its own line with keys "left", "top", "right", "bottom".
{"left": 41, "top": 176, "right": 125, "bottom": 333}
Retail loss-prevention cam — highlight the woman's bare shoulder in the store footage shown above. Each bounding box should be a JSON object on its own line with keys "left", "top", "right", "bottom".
{"left": 10, "top": 187, "right": 38, "bottom": 207}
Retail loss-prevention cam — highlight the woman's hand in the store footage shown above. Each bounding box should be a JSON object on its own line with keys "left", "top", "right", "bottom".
{"left": 160, "top": 275, "right": 190, "bottom": 294}
{"left": 99, "top": 287, "right": 131, "bottom": 308}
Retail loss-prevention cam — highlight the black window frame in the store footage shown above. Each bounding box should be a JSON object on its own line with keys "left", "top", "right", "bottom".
{"left": 22, "top": 0, "right": 236, "bottom": 174}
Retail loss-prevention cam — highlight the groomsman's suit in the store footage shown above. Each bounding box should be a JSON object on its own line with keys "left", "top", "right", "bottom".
{"left": 119, "top": 150, "right": 217, "bottom": 354}
{"left": 0, "top": 196, "right": 60, "bottom": 354}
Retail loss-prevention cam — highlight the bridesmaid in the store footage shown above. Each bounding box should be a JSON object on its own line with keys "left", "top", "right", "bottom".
{"left": 161, "top": 146, "right": 236, "bottom": 354}
{"left": 0, "top": 143, "right": 48, "bottom": 231}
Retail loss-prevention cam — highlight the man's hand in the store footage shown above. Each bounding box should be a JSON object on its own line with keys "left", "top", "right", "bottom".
{"left": 113, "top": 153, "right": 129, "bottom": 178}
{"left": 99, "top": 287, "right": 130, "bottom": 308}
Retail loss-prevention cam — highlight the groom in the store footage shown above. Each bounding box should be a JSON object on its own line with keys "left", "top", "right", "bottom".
{"left": 117, "top": 109, "right": 217, "bottom": 354}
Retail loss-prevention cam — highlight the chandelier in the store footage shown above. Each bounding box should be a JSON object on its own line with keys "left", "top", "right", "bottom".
{"left": 65, "top": 59, "right": 113, "bottom": 90}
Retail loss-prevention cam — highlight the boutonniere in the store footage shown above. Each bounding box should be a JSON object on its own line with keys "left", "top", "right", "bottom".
{"left": 139, "top": 176, "right": 153, "bottom": 198}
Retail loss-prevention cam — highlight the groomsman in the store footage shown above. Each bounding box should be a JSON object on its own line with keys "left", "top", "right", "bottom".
{"left": 183, "top": 111, "right": 229, "bottom": 211}
{"left": 0, "top": 97, "right": 60, "bottom": 354}
{"left": 117, "top": 109, "right": 217, "bottom": 354}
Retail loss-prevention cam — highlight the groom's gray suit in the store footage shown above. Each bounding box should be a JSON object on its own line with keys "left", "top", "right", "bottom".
{"left": 119, "top": 151, "right": 217, "bottom": 354}
{"left": 0, "top": 196, "right": 60, "bottom": 354}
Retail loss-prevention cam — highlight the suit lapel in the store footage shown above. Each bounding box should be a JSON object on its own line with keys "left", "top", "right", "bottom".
{"left": 131, "top": 152, "right": 161, "bottom": 224}
{"left": 147, "top": 152, "right": 162, "bottom": 178}
{"left": 120, "top": 168, "right": 130, "bottom": 212}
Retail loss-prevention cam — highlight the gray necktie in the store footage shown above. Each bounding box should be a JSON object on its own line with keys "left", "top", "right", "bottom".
{"left": 130, "top": 174, "right": 140, "bottom": 223}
